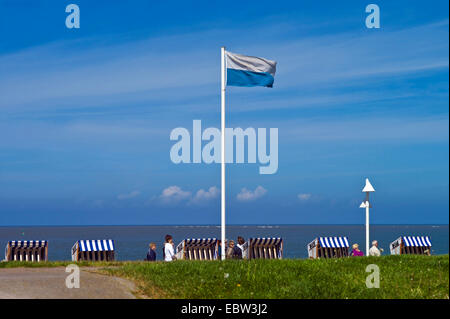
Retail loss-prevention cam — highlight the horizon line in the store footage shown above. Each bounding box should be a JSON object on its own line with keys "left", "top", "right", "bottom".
{"left": 0, "top": 223, "right": 448, "bottom": 227}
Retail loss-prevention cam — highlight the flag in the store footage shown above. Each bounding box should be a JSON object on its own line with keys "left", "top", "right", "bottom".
{"left": 225, "top": 51, "right": 277, "bottom": 88}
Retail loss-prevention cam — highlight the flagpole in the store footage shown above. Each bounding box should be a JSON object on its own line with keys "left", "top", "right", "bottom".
{"left": 220, "top": 46, "right": 226, "bottom": 261}
{"left": 366, "top": 201, "right": 370, "bottom": 255}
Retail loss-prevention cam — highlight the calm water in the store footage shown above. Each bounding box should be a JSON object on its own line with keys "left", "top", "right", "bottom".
{"left": 0, "top": 225, "right": 448, "bottom": 261}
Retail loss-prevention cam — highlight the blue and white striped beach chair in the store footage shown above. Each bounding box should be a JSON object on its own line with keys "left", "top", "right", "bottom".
{"left": 4, "top": 240, "right": 48, "bottom": 262}
{"left": 175, "top": 238, "right": 219, "bottom": 260}
{"left": 242, "top": 237, "right": 283, "bottom": 260}
{"left": 390, "top": 236, "right": 432, "bottom": 255}
{"left": 71, "top": 239, "right": 115, "bottom": 261}
{"left": 307, "top": 237, "right": 349, "bottom": 259}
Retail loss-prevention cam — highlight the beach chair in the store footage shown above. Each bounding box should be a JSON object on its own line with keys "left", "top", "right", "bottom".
{"left": 4, "top": 240, "right": 48, "bottom": 262}
{"left": 307, "top": 237, "right": 349, "bottom": 259}
{"left": 390, "top": 236, "right": 432, "bottom": 255}
{"left": 71, "top": 240, "right": 115, "bottom": 261}
{"left": 241, "top": 237, "right": 283, "bottom": 260}
{"left": 175, "top": 238, "right": 219, "bottom": 260}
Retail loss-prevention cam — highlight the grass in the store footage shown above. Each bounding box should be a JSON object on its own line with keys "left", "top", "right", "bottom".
{"left": 2, "top": 255, "right": 448, "bottom": 299}
{"left": 103, "top": 255, "right": 449, "bottom": 299}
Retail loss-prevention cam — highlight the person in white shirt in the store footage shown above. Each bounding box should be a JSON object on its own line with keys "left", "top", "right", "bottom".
{"left": 237, "top": 236, "right": 247, "bottom": 259}
{"left": 369, "top": 240, "right": 383, "bottom": 256}
{"left": 164, "top": 234, "right": 176, "bottom": 262}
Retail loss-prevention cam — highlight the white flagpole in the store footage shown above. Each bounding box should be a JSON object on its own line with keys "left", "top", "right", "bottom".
{"left": 221, "top": 46, "right": 226, "bottom": 261}
{"left": 366, "top": 200, "right": 369, "bottom": 255}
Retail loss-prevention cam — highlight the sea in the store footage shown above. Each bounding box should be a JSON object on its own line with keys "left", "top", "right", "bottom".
{"left": 0, "top": 225, "right": 448, "bottom": 261}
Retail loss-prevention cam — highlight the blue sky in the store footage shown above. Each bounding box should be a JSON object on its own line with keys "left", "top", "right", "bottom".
{"left": 0, "top": 0, "right": 448, "bottom": 225}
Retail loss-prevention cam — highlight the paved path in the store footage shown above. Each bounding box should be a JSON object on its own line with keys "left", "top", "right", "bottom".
{"left": 0, "top": 267, "right": 137, "bottom": 299}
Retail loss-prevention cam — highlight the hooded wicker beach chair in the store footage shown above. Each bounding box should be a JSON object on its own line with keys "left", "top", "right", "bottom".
{"left": 390, "top": 236, "right": 432, "bottom": 255}
{"left": 241, "top": 237, "right": 283, "bottom": 260}
{"left": 175, "top": 238, "right": 219, "bottom": 260}
{"left": 4, "top": 240, "right": 48, "bottom": 262}
{"left": 71, "top": 239, "right": 115, "bottom": 261}
{"left": 307, "top": 237, "right": 349, "bottom": 259}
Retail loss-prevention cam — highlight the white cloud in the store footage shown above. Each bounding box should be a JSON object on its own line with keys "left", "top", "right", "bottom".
{"left": 117, "top": 190, "right": 141, "bottom": 200}
{"left": 298, "top": 193, "right": 312, "bottom": 201}
{"left": 158, "top": 186, "right": 191, "bottom": 204}
{"left": 157, "top": 185, "right": 220, "bottom": 206}
{"left": 1, "top": 20, "right": 446, "bottom": 112}
{"left": 236, "top": 186, "right": 267, "bottom": 202}
{"left": 190, "top": 186, "right": 219, "bottom": 205}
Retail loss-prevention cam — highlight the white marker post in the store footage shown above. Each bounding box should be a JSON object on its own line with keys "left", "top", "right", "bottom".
{"left": 221, "top": 46, "right": 226, "bottom": 260}
{"left": 360, "top": 178, "right": 375, "bottom": 255}
{"left": 365, "top": 201, "right": 369, "bottom": 255}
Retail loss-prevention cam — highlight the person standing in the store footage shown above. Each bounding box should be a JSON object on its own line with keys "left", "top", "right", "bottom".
{"left": 350, "top": 243, "right": 364, "bottom": 256}
{"left": 226, "top": 240, "right": 236, "bottom": 259}
{"left": 233, "top": 242, "right": 242, "bottom": 259}
{"left": 146, "top": 243, "right": 157, "bottom": 261}
{"left": 369, "top": 240, "right": 383, "bottom": 256}
{"left": 164, "top": 234, "right": 176, "bottom": 262}
{"left": 236, "top": 236, "right": 247, "bottom": 259}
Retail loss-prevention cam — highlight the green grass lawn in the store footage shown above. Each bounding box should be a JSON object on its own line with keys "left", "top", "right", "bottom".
{"left": 2, "top": 255, "right": 448, "bottom": 299}
{"left": 103, "top": 255, "right": 449, "bottom": 299}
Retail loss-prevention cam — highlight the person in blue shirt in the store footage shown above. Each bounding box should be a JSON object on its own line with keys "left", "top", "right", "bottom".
{"left": 146, "top": 242, "right": 157, "bottom": 261}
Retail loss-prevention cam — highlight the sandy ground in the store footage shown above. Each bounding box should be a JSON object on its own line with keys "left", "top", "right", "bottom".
{"left": 0, "top": 267, "right": 137, "bottom": 299}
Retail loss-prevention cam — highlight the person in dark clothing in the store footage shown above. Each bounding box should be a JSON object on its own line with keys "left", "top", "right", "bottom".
{"left": 146, "top": 242, "right": 157, "bottom": 261}
{"left": 226, "top": 240, "right": 243, "bottom": 259}
{"left": 233, "top": 244, "right": 243, "bottom": 259}
{"left": 236, "top": 236, "right": 246, "bottom": 259}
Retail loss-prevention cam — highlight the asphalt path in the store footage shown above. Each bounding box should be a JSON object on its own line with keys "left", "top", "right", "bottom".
{"left": 0, "top": 267, "right": 136, "bottom": 299}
